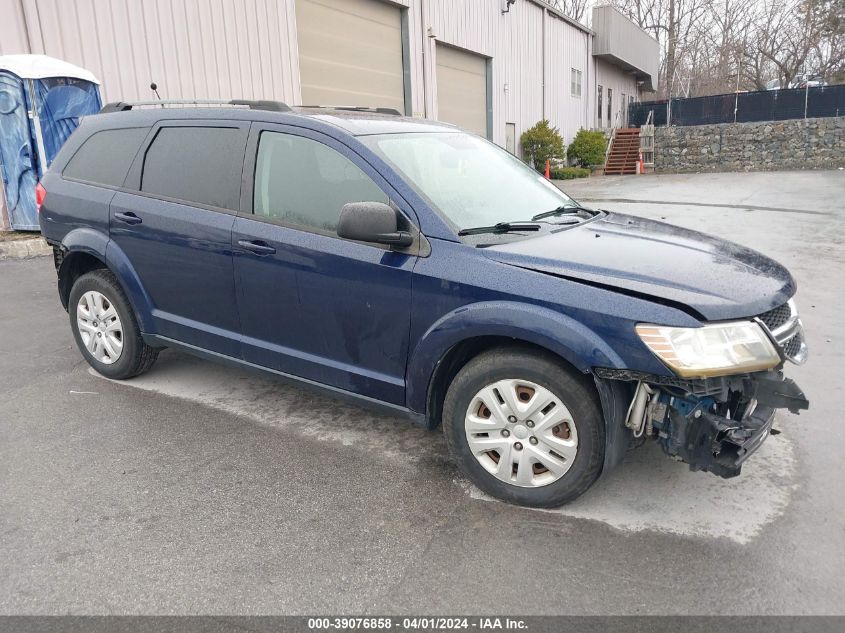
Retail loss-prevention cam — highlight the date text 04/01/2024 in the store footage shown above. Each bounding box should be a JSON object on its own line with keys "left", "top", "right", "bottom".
{"left": 306, "top": 617, "right": 528, "bottom": 630}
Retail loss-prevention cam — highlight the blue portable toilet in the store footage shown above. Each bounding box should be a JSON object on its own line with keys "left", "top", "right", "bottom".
{"left": 0, "top": 55, "right": 102, "bottom": 231}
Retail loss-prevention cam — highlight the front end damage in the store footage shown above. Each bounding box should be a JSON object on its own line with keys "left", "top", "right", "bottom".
{"left": 594, "top": 297, "right": 810, "bottom": 478}
{"left": 595, "top": 368, "right": 809, "bottom": 478}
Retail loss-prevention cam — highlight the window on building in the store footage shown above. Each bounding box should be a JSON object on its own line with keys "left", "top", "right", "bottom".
{"left": 607, "top": 88, "right": 613, "bottom": 125}
{"left": 63, "top": 127, "right": 149, "bottom": 187}
{"left": 141, "top": 127, "right": 244, "bottom": 210}
{"left": 505, "top": 123, "right": 516, "bottom": 155}
{"left": 570, "top": 68, "right": 582, "bottom": 97}
{"left": 253, "top": 131, "right": 388, "bottom": 234}
{"left": 597, "top": 85, "right": 603, "bottom": 127}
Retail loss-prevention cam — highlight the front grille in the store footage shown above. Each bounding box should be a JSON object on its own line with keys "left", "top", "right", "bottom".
{"left": 758, "top": 302, "right": 792, "bottom": 331}
{"left": 783, "top": 331, "right": 804, "bottom": 358}
{"left": 756, "top": 299, "right": 806, "bottom": 364}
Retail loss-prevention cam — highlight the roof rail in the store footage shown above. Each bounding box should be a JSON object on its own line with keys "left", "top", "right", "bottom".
{"left": 99, "top": 99, "right": 292, "bottom": 114}
{"left": 299, "top": 105, "right": 403, "bottom": 116}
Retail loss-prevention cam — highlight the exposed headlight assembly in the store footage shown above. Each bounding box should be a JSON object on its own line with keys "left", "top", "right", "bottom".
{"left": 636, "top": 321, "right": 780, "bottom": 378}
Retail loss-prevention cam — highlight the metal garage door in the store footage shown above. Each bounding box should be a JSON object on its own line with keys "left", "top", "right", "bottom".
{"left": 436, "top": 44, "right": 488, "bottom": 137}
{"left": 296, "top": 0, "right": 405, "bottom": 112}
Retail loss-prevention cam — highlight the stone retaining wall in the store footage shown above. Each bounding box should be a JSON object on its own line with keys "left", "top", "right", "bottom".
{"left": 654, "top": 116, "right": 845, "bottom": 172}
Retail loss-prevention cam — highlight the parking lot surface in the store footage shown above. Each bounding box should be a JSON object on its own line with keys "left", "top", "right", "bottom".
{"left": 1, "top": 170, "right": 844, "bottom": 614}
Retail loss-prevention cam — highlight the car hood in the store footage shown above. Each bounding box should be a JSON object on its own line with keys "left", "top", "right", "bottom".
{"left": 482, "top": 212, "right": 796, "bottom": 321}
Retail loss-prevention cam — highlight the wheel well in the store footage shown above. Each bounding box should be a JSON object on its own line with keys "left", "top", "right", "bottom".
{"left": 425, "top": 336, "right": 588, "bottom": 429}
{"left": 58, "top": 252, "right": 107, "bottom": 310}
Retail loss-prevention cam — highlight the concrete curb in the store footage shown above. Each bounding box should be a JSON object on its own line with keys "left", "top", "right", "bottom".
{"left": 0, "top": 236, "right": 52, "bottom": 260}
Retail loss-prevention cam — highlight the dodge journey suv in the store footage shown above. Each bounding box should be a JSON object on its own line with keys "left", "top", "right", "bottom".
{"left": 38, "top": 100, "right": 809, "bottom": 507}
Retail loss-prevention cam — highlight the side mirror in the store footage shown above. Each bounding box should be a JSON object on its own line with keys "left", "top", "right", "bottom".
{"left": 337, "top": 202, "right": 414, "bottom": 248}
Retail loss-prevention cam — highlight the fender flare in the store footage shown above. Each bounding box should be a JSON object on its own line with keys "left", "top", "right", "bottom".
{"left": 405, "top": 300, "right": 627, "bottom": 415}
{"left": 57, "top": 228, "right": 109, "bottom": 309}
{"left": 60, "top": 227, "right": 109, "bottom": 263}
{"left": 59, "top": 229, "right": 156, "bottom": 332}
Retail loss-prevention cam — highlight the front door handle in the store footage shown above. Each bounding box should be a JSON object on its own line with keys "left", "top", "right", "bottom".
{"left": 237, "top": 239, "right": 276, "bottom": 256}
{"left": 114, "top": 211, "right": 142, "bottom": 225}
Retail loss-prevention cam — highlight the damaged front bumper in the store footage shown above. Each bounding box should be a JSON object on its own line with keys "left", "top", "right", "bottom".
{"left": 595, "top": 368, "right": 809, "bottom": 479}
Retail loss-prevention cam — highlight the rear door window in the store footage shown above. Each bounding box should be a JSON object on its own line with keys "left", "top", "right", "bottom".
{"left": 63, "top": 127, "right": 149, "bottom": 187}
{"left": 252, "top": 131, "right": 388, "bottom": 233}
{"left": 141, "top": 126, "right": 244, "bottom": 210}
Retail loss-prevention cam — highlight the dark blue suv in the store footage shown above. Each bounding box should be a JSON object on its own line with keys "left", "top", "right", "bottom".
{"left": 38, "top": 101, "right": 808, "bottom": 507}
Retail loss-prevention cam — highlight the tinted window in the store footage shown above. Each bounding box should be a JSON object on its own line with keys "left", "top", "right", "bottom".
{"left": 253, "top": 132, "right": 388, "bottom": 233}
{"left": 141, "top": 127, "right": 243, "bottom": 210}
{"left": 63, "top": 127, "right": 148, "bottom": 187}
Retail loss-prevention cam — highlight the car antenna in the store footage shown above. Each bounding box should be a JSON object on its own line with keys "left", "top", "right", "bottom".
{"left": 150, "top": 82, "right": 162, "bottom": 102}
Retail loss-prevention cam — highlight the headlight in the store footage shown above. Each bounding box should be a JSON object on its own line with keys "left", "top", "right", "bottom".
{"left": 635, "top": 321, "right": 780, "bottom": 378}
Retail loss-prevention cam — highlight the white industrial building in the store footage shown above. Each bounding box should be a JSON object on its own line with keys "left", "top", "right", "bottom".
{"left": 1, "top": 0, "right": 657, "bottom": 155}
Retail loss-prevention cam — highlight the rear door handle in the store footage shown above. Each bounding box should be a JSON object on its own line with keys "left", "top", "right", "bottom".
{"left": 237, "top": 239, "right": 276, "bottom": 256}
{"left": 114, "top": 211, "right": 142, "bottom": 225}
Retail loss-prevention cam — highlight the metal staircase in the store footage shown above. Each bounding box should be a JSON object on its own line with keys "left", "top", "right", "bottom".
{"left": 603, "top": 128, "right": 641, "bottom": 175}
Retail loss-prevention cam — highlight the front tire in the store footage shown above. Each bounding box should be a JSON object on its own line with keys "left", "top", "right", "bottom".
{"left": 68, "top": 269, "right": 159, "bottom": 380}
{"left": 443, "top": 347, "right": 605, "bottom": 507}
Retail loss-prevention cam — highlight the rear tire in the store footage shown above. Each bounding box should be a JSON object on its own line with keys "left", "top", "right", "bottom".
{"left": 68, "top": 269, "right": 159, "bottom": 380}
{"left": 443, "top": 346, "right": 605, "bottom": 507}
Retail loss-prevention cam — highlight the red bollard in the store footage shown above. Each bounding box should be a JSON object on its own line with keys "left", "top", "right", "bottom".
{"left": 544, "top": 159, "right": 551, "bottom": 180}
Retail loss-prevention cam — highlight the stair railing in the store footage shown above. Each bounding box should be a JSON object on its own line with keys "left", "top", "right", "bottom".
{"left": 639, "top": 110, "right": 655, "bottom": 169}
{"left": 604, "top": 112, "right": 621, "bottom": 167}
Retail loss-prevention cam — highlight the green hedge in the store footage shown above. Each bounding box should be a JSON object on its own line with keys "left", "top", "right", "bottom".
{"left": 520, "top": 120, "right": 565, "bottom": 172}
{"left": 566, "top": 129, "right": 607, "bottom": 168}
{"left": 549, "top": 166, "right": 590, "bottom": 180}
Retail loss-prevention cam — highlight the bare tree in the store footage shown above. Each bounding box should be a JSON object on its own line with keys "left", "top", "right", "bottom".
{"left": 609, "top": 0, "right": 710, "bottom": 96}
{"left": 609, "top": 0, "right": 844, "bottom": 96}
{"left": 801, "top": 0, "right": 845, "bottom": 83}
{"left": 548, "top": 0, "right": 592, "bottom": 21}
{"left": 744, "top": 0, "right": 842, "bottom": 88}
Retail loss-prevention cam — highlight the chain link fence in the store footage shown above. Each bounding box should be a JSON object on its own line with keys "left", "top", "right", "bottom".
{"left": 629, "top": 84, "right": 845, "bottom": 127}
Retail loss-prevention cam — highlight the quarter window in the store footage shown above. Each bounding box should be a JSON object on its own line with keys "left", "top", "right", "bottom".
{"left": 253, "top": 132, "right": 388, "bottom": 234}
{"left": 141, "top": 127, "right": 244, "bottom": 210}
{"left": 63, "top": 127, "right": 149, "bottom": 187}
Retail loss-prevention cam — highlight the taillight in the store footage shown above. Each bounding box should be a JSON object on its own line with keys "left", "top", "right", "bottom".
{"left": 35, "top": 182, "right": 46, "bottom": 214}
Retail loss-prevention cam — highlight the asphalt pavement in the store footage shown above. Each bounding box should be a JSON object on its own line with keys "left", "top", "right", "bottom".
{"left": 1, "top": 169, "right": 844, "bottom": 615}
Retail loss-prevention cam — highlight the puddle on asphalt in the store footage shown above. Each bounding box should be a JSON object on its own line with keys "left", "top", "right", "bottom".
{"left": 91, "top": 351, "right": 798, "bottom": 545}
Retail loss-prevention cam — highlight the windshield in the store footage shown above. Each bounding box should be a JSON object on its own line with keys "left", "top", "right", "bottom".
{"left": 361, "top": 132, "right": 578, "bottom": 231}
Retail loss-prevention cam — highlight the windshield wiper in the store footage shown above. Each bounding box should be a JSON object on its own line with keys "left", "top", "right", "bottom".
{"left": 531, "top": 204, "right": 594, "bottom": 221}
{"left": 457, "top": 222, "right": 541, "bottom": 236}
